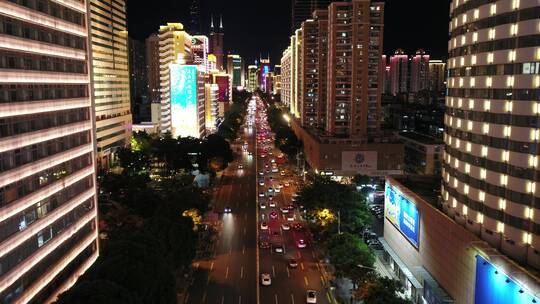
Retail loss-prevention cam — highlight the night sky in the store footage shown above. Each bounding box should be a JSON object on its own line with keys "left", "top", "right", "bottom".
{"left": 127, "top": 0, "right": 452, "bottom": 65}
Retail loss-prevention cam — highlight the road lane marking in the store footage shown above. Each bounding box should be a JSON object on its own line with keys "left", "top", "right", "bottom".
{"left": 275, "top": 294, "right": 278, "bottom": 304}
{"left": 210, "top": 262, "right": 214, "bottom": 271}
{"left": 221, "top": 295, "right": 225, "bottom": 304}
{"left": 202, "top": 292, "right": 207, "bottom": 303}
{"left": 229, "top": 247, "right": 232, "bottom": 255}
{"left": 194, "top": 262, "right": 199, "bottom": 269}
{"left": 326, "top": 292, "right": 332, "bottom": 303}
{"left": 321, "top": 275, "right": 325, "bottom": 286}
{"left": 316, "top": 263, "right": 320, "bottom": 272}
{"left": 312, "top": 251, "right": 316, "bottom": 259}
{"left": 241, "top": 266, "right": 244, "bottom": 278}
{"left": 184, "top": 293, "right": 189, "bottom": 304}
{"left": 225, "top": 266, "right": 229, "bottom": 279}
{"left": 291, "top": 294, "right": 295, "bottom": 304}
{"left": 297, "top": 251, "right": 302, "bottom": 258}
{"left": 272, "top": 265, "right": 276, "bottom": 278}
{"left": 239, "top": 296, "right": 242, "bottom": 304}
{"left": 206, "top": 275, "right": 211, "bottom": 285}
{"left": 242, "top": 244, "right": 246, "bottom": 254}
{"left": 244, "top": 227, "right": 247, "bottom": 235}
{"left": 286, "top": 266, "right": 290, "bottom": 277}
{"left": 300, "top": 263, "right": 304, "bottom": 270}
{"left": 304, "top": 276, "right": 309, "bottom": 286}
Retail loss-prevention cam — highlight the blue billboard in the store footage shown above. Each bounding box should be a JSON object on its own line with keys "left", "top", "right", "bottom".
{"left": 170, "top": 64, "right": 199, "bottom": 138}
{"left": 475, "top": 255, "right": 539, "bottom": 304}
{"left": 385, "top": 183, "right": 420, "bottom": 248}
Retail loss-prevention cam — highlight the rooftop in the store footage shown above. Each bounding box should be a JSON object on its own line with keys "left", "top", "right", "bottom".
{"left": 394, "top": 175, "right": 441, "bottom": 207}
{"left": 398, "top": 131, "right": 443, "bottom": 145}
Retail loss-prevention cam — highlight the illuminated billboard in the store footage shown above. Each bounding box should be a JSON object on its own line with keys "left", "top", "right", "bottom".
{"left": 475, "top": 255, "right": 539, "bottom": 304}
{"left": 170, "top": 64, "right": 199, "bottom": 138}
{"left": 384, "top": 183, "right": 420, "bottom": 248}
{"left": 215, "top": 75, "right": 230, "bottom": 102}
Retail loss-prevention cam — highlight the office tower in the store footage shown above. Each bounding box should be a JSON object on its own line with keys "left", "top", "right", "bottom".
{"left": 158, "top": 23, "right": 192, "bottom": 134}
{"left": 325, "top": 0, "right": 385, "bottom": 138}
{"left": 291, "top": 0, "right": 334, "bottom": 33}
{"left": 209, "top": 15, "right": 225, "bottom": 71}
{"left": 260, "top": 57, "right": 272, "bottom": 93}
{"left": 291, "top": 29, "right": 302, "bottom": 118}
{"left": 443, "top": 0, "right": 540, "bottom": 268}
{"left": 390, "top": 49, "right": 409, "bottom": 96}
{"left": 248, "top": 65, "right": 259, "bottom": 92}
{"left": 227, "top": 55, "right": 244, "bottom": 87}
{"left": 300, "top": 10, "right": 328, "bottom": 130}
{"left": 0, "top": 0, "right": 99, "bottom": 302}
{"left": 205, "top": 84, "right": 219, "bottom": 130}
{"left": 146, "top": 34, "right": 161, "bottom": 104}
{"left": 381, "top": 55, "right": 392, "bottom": 94}
{"left": 189, "top": 0, "right": 201, "bottom": 34}
{"left": 208, "top": 54, "right": 217, "bottom": 72}
{"left": 429, "top": 60, "right": 446, "bottom": 92}
{"left": 89, "top": 0, "right": 132, "bottom": 169}
{"left": 128, "top": 38, "right": 149, "bottom": 123}
{"left": 410, "top": 49, "right": 430, "bottom": 93}
{"left": 192, "top": 35, "right": 209, "bottom": 73}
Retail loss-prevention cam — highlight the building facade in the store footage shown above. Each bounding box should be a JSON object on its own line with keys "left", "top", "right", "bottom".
{"left": 128, "top": 37, "right": 149, "bottom": 123}
{"left": 397, "top": 132, "right": 443, "bottom": 176}
{"left": 205, "top": 83, "right": 219, "bottom": 131}
{"left": 280, "top": 50, "right": 292, "bottom": 105}
{"left": 429, "top": 59, "right": 446, "bottom": 93}
{"left": 209, "top": 15, "right": 224, "bottom": 71}
{"left": 443, "top": 0, "right": 540, "bottom": 269}
{"left": 410, "top": 49, "right": 430, "bottom": 93}
{"left": 325, "top": 0, "right": 384, "bottom": 138}
{"left": 191, "top": 35, "right": 209, "bottom": 73}
{"left": 291, "top": 0, "right": 334, "bottom": 33}
{"left": 226, "top": 54, "right": 244, "bottom": 87}
{"left": 158, "top": 23, "right": 192, "bottom": 134}
{"left": 0, "top": 0, "right": 99, "bottom": 302}
{"left": 89, "top": 0, "right": 132, "bottom": 169}
{"left": 146, "top": 33, "right": 160, "bottom": 105}
{"left": 390, "top": 49, "right": 409, "bottom": 96}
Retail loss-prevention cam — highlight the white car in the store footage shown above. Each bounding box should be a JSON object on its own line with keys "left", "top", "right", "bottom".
{"left": 306, "top": 290, "right": 317, "bottom": 303}
{"left": 259, "top": 180, "right": 265, "bottom": 186}
{"left": 238, "top": 164, "right": 243, "bottom": 169}
{"left": 268, "top": 187, "right": 274, "bottom": 193}
{"left": 274, "top": 187, "right": 281, "bottom": 193}
{"left": 281, "top": 223, "right": 291, "bottom": 230}
{"left": 260, "top": 221, "right": 269, "bottom": 230}
{"left": 261, "top": 273, "right": 272, "bottom": 286}
{"left": 272, "top": 168, "right": 279, "bottom": 173}
{"left": 260, "top": 202, "right": 267, "bottom": 209}
{"left": 259, "top": 170, "right": 264, "bottom": 176}
{"left": 259, "top": 192, "right": 265, "bottom": 197}
{"left": 269, "top": 201, "right": 276, "bottom": 208}
{"left": 287, "top": 214, "right": 295, "bottom": 222}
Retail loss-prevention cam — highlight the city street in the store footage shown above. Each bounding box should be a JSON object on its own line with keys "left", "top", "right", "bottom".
{"left": 185, "top": 95, "right": 333, "bottom": 304}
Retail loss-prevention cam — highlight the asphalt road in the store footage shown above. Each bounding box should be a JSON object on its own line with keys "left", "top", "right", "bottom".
{"left": 185, "top": 96, "right": 333, "bottom": 304}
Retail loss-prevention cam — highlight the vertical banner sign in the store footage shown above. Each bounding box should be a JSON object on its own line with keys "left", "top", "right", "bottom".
{"left": 384, "top": 183, "right": 420, "bottom": 248}
{"left": 170, "top": 64, "right": 198, "bottom": 138}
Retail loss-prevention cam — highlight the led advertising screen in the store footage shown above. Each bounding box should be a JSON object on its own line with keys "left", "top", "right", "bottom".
{"left": 475, "top": 255, "right": 539, "bottom": 304}
{"left": 385, "top": 183, "right": 420, "bottom": 248}
{"left": 170, "top": 64, "right": 199, "bottom": 138}
{"left": 215, "top": 75, "right": 230, "bottom": 102}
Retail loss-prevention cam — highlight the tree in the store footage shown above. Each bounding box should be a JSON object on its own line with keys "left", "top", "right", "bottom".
{"left": 55, "top": 280, "right": 142, "bottom": 304}
{"left": 354, "top": 276, "right": 413, "bottom": 304}
{"left": 82, "top": 239, "right": 176, "bottom": 304}
{"left": 326, "top": 233, "right": 375, "bottom": 288}
{"left": 200, "top": 134, "right": 234, "bottom": 172}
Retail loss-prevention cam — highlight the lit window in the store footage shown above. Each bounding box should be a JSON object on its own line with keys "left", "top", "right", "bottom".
{"left": 504, "top": 126, "right": 511, "bottom": 137}
{"left": 528, "top": 182, "right": 536, "bottom": 193}
{"left": 470, "top": 78, "right": 475, "bottom": 87}
{"left": 502, "top": 150, "right": 510, "bottom": 162}
{"left": 481, "top": 146, "right": 488, "bottom": 157}
{"left": 490, "top": 4, "right": 497, "bottom": 15}
{"left": 480, "top": 169, "right": 487, "bottom": 180}
{"left": 452, "top": 198, "right": 457, "bottom": 208}
{"left": 505, "top": 101, "right": 513, "bottom": 112}
{"left": 526, "top": 207, "right": 534, "bottom": 219}
{"left": 472, "top": 54, "right": 477, "bottom": 64}
{"left": 500, "top": 174, "right": 508, "bottom": 186}
{"left": 486, "top": 77, "right": 492, "bottom": 87}
{"left": 466, "top": 142, "right": 472, "bottom": 151}
{"left": 460, "top": 57, "right": 465, "bottom": 66}
{"left": 468, "top": 99, "right": 475, "bottom": 109}
{"left": 508, "top": 50, "right": 516, "bottom": 62}
{"left": 487, "top": 53, "right": 494, "bottom": 64}
{"left": 489, "top": 28, "right": 496, "bottom": 40}
{"left": 531, "top": 129, "right": 540, "bottom": 141}
{"left": 497, "top": 222, "right": 504, "bottom": 233}
{"left": 457, "top": 119, "right": 462, "bottom": 128}
{"left": 458, "top": 98, "right": 463, "bottom": 108}
{"left": 465, "top": 163, "right": 471, "bottom": 173}
{"left": 535, "top": 76, "right": 540, "bottom": 88}
{"left": 464, "top": 184, "right": 469, "bottom": 194}
{"left": 462, "top": 14, "right": 467, "bottom": 23}
{"left": 512, "top": 0, "right": 520, "bottom": 9}
{"left": 479, "top": 191, "right": 485, "bottom": 202}
{"left": 456, "top": 139, "right": 461, "bottom": 148}
{"left": 474, "top": 9, "right": 479, "bottom": 19}
{"left": 529, "top": 155, "right": 539, "bottom": 168}
{"left": 453, "top": 178, "right": 458, "bottom": 188}
{"left": 511, "top": 24, "right": 519, "bottom": 36}
{"left": 483, "top": 123, "right": 489, "bottom": 134}
{"left": 454, "top": 159, "right": 459, "bottom": 168}
{"left": 461, "top": 36, "right": 466, "bottom": 45}
{"left": 459, "top": 78, "right": 464, "bottom": 87}
{"left": 499, "top": 199, "right": 506, "bottom": 210}
{"left": 524, "top": 233, "right": 532, "bottom": 245}
{"left": 463, "top": 205, "right": 468, "bottom": 215}
{"left": 477, "top": 213, "right": 484, "bottom": 223}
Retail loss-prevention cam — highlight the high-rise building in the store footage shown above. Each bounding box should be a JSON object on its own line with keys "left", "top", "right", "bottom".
{"left": 128, "top": 38, "right": 149, "bottom": 123}
{"left": 291, "top": 0, "right": 334, "bottom": 33}
{"left": 158, "top": 23, "right": 192, "bottom": 134}
{"left": 280, "top": 49, "right": 292, "bottom": 105}
{"left": 429, "top": 60, "right": 446, "bottom": 92}
{"left": 444, "top": 0, "right": 540, "bottom": 269}
{"left": 299, "top": 9, "right": 328, "bottom": 130}
{"left": 291, "top": 29, "right": 302, "bottom": 118}
{"left": 325, "top": 0, "right": 385, "bottom": 138}
{"left": 381, "top": 55, "right": 391, "bottom": 94}
{"left": 260, "top": 57, "right": 272, "bottom": 93}
{"left": 209, "top": 15, "right": 225, "bottom": 70}
{"left": 146, "top": 33, "right": 161, "bottom": 104}
{"left": 89, "top": 0, "right": 132, "bottom": 169}
{"left": 389, "top": 49, "right": 409, "bottom": 96}
{"left": 410, "top": 49, "right": 430, "bottom": 93}
{"left": 227, "top": 55, "right": 244, "bottom": 87}
{"left": 189, "top": 0, "right": 201, "bottom": 34}
{"left": 0, "top": 0, "right": 99, "bottom": 302}
{"left": 273, "top": 65, "right": 282, "bottom": 96}
{"left": 205, "top": 84, "right": 219, "bottom": 131}
{"left": 248, "top": 65, "right": 259, "bottom": 92}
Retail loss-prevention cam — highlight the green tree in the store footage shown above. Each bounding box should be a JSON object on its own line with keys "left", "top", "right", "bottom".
{"left": 354, "top": 276, "right": 413, "bottom": 304}
{"left": 55, "top": 280, "right": 142, "bottom": 304}
{"left": 200, "top": 134, "right": 234, "bottom": 172}
{"left": 326, "top": 233, "right": 375, "bottom": 288}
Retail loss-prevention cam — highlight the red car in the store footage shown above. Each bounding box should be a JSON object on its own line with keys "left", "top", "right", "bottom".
{"left": 269, "top": 211, "right": 279, "bottom": 220}
{"left": 296, "top": 239, "right": 307, "bottom": 248}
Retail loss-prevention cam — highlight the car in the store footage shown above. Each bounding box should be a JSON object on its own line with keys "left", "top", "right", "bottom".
{"left": 280, "top": 171, "right": 286, "bottom": 176}
{"left": 264, "top": 164, "right": 270, "bottom": 168}
{"left": 287, "top": 214, "right": 295, "bottom": 222}
{"left": 260, "top": 202, "right": 267, "bottom": 209}
{"left": 280, "top": 207, "right": 289, "bottom": 214}
{"left": 271, "top": 159, "right": 276, "bottom": 163}
{"left": 261, "top": 273, "right": 272, "bottom": 286}
{"left": 260, "top": 221, "right": 269, "bottom": 230}
{"left": 268, "top": 187, "right": 274, "bottom": 193}
{"left": 274, "top": 245, "right": 284, "bottom": 253}
{"left": 278, "top": 183, "right": 284, "bottom": 189}
{"left": 287, "top": 205, "right": 295, "bottom": 211}
{"left": 284, "top": 182, "right": 290, "bottom": 187}
{"left": 281, "top": 223, "right": 291, "bottom": 230}
{"left": 272, "top": 168, "right": 279, "bottom": 173}
{"left": 306, "top": 290, "right": 317, "bottom": 303}
{"left": 260, "top": 241, "right": 270, "bottom": 249}
{"left": 269, "top": 211, "right": 279, "bottom": 219}
{"left": 248, "top": 152, "right": 253, "bottom": 156}
{"left": 259, "top": 170, "right": 264, "bottom": 176}
{"left": 296, "top": 239, "right": 307, "bottom": 248}
{"left": 259, "top": 180, "right": 265, "bottom": 186}
{"left": 292, "top": 192, "right": 300, "bottom": 198}
{"left": 238, "top": 164, "right": 243, "bottom": 169}
{"left": 259, "top": 192, "right": 265, "bottom": 197}
{"left": 265, "top": 169, "right": 271, "bottom": 174}
{"left": 269, "top": 201, "right": 276, "bottom": 208}
{"left": 224, "top": 206, "right": 232, "bottom": 213}
{"left": 293, "top": 223, "right": 303, "bottom": 231}
{"left": 288, "top": 259, "right": 298, "bottom": 268}
{"left": 274, "top": 187, "right": 281, "bottom": 193}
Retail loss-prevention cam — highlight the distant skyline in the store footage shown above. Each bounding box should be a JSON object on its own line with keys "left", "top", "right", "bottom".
{"left": 128, "top": 0, "right": 451, "bottom": 65}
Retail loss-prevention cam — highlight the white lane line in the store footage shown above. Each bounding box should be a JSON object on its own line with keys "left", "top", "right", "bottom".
{"left": 202, "top": 292, "right": 207, "bottom": 303}
{"left": 321, "top": 275, "right": 326, "bottom": 286}
{"left": 275, "top": 294, "right": 279, "bottom": 304}
{"left": 241, "top": 266, "right": 244, "bottom": 279}
{"left": 210, "top": 262, "right": 214, "bottom": 272}
{"left": 225, "top": 266, "right": 229, "bottom": 279}
{"left": 244, "top": 227, "right": 247, "bottom": 235}
{"left": 242, "top": 244, "right": 246, "bottom": 254}
{"left": 326, "top": 292, "right": 332, "bottom": 303}
{"left": 286, "top": 266, "right": 290, "bottom": 278}
{"left": 300, "top": 263, "right": 304, "bottom": 271}
{"left": 291, "top": 294, "right": 295, "bottom": 304}
{"left": 221, "top": 295, "right": 225, "bottom": 304}
{"left": 304, "top": 276, "right": 309, "bottom": 286}
{"left": 316, "top": 263, "right": 320, "bottom": 272}
{"left": 272, "top": 265, "right": 276, "bottom": 278}
{"left": 239, "top": 296, "right": 242, "bottom": 304}
{"left": 184, "top": 293, "right": 189, "bottom": 304}
{"left": 206, "top": 274, "right": 211, "bottom": 285}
